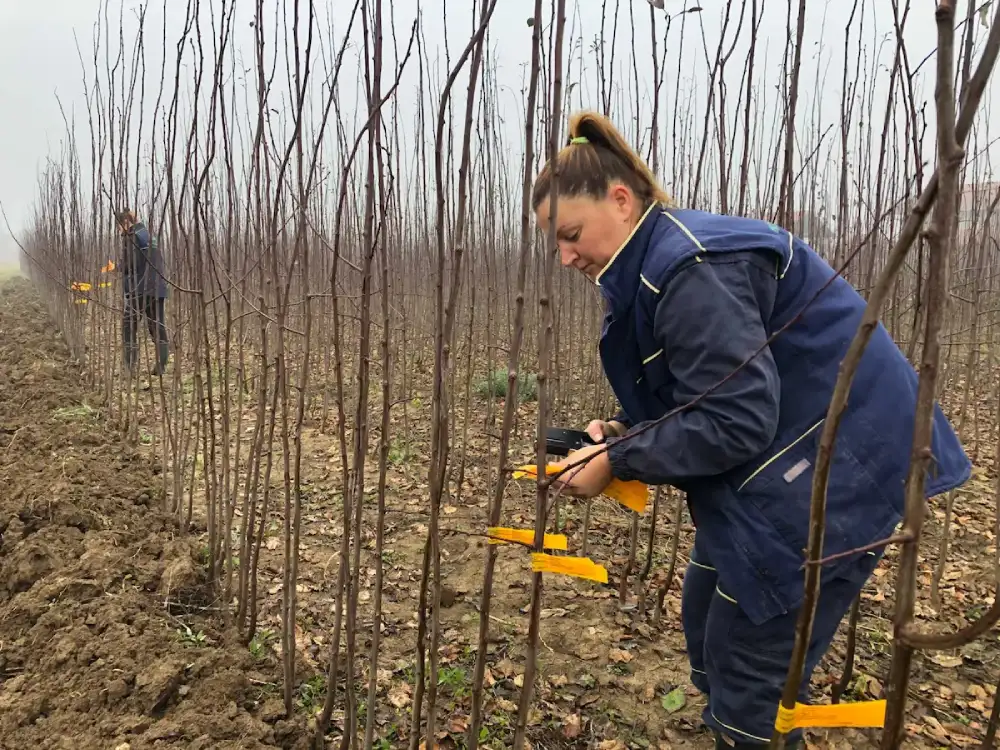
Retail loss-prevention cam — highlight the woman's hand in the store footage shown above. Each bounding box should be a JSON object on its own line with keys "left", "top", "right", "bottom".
{"left": 552, "top": 442, "right": 613, "bottom": 498}
{"left": 585, "top": 419, "right": 627, "bottom": 443}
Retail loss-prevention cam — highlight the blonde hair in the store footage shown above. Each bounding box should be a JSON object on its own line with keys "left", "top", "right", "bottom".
{"left": 531, "top": 111, "right": 672, "bottom": 210}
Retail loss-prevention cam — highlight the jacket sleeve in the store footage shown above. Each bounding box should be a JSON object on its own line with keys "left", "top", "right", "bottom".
{"left": 606, "top": 252, "right": 781, "bottom": 484}
{"left": 610, "top": 408, "right": 632, "bottom": 429}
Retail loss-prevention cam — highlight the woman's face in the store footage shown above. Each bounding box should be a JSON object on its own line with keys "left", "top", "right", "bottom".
{"left": 534, "top": 182, "right": 640, "bottom": 281}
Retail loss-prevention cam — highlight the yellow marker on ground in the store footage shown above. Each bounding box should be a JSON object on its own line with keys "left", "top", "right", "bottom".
{"left": 774, "top": 699, "right": 886, "bottom": 732}
{"left": 531, "top": 553, "right": 608, "bottom": 583}
{"left": 487, "top": 527, "right": 568, "bottom": 550}
{"left": 512, "top": 463, "right": 649, "bottom": 514}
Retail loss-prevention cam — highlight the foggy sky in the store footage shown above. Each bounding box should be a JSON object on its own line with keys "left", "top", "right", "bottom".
{"left": 0, "top": 0, "right": 985, "bottom": 264}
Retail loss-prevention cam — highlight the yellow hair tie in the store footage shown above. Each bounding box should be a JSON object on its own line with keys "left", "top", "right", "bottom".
{"left": 569, "top": 136, "right": 589, "bottom": 145}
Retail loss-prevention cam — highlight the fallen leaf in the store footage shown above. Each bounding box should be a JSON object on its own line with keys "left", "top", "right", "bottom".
{"left": 969, "top": 684, "right": 988, "bottom": 699}
{"left": 447, "top": 714, "right": 468, "bottom": 733}
{"left": 562, "top": 713, "right": 582, "bottom": 739}
{"left": 931, "top": 654, "right": 964, "bottom": 669}
{"left": 388, "top": 684, "right": 411, "bottom": 708}
{"left": 540, "top": 607, "right": 568, "bottom": 619}
{"left": 609, "top": 648, "right": 633, "bottom": 663}
{"left": 661, "top": 686, "right": 686, "bottom": 714}
{"left": 495, "top": 698, "right": 517, "bottom": 712}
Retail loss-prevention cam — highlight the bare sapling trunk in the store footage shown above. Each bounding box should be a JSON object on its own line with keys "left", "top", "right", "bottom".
{"left": 467, "top": 0, "right": 544, "bottom": 743}
{"left": 513, "top": 0, "right": 566, "bottom": 746}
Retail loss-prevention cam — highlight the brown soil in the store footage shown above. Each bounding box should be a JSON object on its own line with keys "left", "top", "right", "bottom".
{"left": 0, "top": 276, "right": 310, "bottom": 750}
{"left": 4, "top": 273, "right": 998, "bottom": 750}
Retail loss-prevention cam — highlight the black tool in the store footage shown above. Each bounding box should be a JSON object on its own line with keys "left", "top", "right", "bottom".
{"left": 544, "top": 427, "right": 603, "bottom": 457}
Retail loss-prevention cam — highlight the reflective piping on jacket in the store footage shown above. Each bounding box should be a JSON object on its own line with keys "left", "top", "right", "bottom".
{"left": 689, "top": 559, "right": 716, "bottom": 572}
{"left": 780, "top": 228, "right": 794, "bottom": 278}
{"left": 737, "top": 419, "right": 825, "bottom": 492}
{"left": 642, "top": 348, "right": 664, "bottom": 365}
{"left": 711, "top": 712, "right": 772, "bottom": 744}
{"left": 715, "top": 585, "right": 737, "bottom": 605}
{"left": 661, "top": 210, "right": 708, "bottom": 265}
{"left": 595, "top": 202, "right": 659, "bottom": 286}
{"left": 640, "top": 274, "right": 661, "bottom": 294}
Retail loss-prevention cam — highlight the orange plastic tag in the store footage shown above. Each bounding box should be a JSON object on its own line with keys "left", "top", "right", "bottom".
{"left": 512, "top": 463, "right": 649, "bottom": 513}
{"left": 487, "top": 527, "right": 568, "bottom": 550}
{"left": 531, "top": 553, "right": 608, "bottom": 583}
{"left": 774, "top": 700, "right": 885, "bottom": 732}
{"left": 101, "top": 260, "right": 116, "bottom": 273}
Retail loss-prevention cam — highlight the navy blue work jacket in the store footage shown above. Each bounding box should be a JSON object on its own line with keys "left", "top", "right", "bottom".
{"left": 600, "top": 203, "right": 971, "bottom": 625}
{"left": 121, "top": 221, "right": 168, "bottom": 299}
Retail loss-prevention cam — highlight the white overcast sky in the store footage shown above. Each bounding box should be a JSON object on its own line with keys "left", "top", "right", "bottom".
{"left": 0, "top": 1, "right": 990, "bottom": 262}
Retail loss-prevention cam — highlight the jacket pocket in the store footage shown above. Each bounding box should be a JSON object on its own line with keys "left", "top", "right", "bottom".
{"left": 734, "top": 418, "right": 888, "bottom": 556}
{"left": 737, "top": 419, "right": 825, "bottom": 492}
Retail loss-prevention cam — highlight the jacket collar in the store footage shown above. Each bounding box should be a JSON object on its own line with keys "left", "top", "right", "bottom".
{"left": 595, "top": 201, "right": 660, "bottom": 319}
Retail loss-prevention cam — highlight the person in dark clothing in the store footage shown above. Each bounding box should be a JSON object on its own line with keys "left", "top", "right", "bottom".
{"left": 532, "top": 112, "right": 971, "bottom": 749}
{"left": 116, "top": 209, "right": 169, "bottom": 376}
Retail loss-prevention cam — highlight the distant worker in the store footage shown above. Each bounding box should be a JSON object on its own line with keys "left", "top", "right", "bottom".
{"left": 532, "top": 112, "right": 970, "bottom": 749}
{"left": 116, "top": 209, "right": 169, "bottom": 376}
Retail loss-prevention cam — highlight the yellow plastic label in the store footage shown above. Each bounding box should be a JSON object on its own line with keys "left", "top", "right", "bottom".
{"left": 74, "top": 298, "right": 89, "bottom": 304}
{"left": 531, "top": 553, "right": 608, "bottom": 583}
{"left": 99, "top": 281, "right": 112, "bottom": 288}
{"left": 71, "top": 282, "right": 92, "bottom": 291}
{"left": 774, "top": 699, "right": 886, "bottom": 732}
{"left": 511, "top": 462, "right": 560, "bottom": 480}
{"left": 512, "top": 463, "right": 649, "bottom": 513}
{"left": 604, "top": 479, "right": 648, "bottom": 513}
{"left": 487, "top": 527, "right": 568, "bottom": 550}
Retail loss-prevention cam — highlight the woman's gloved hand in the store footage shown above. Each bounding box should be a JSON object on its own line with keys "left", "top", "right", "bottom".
{"left": 585, "top": 419, "right": 627, "bottom": 443}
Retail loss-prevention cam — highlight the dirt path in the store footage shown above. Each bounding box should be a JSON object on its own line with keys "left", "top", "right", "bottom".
{"left": 0, "top": 277, "right": 310, "bottom": 750}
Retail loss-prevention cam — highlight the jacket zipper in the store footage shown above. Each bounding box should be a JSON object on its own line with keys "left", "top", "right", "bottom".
{"left": 737, "top": 419, "right": 825, "bottom": 492}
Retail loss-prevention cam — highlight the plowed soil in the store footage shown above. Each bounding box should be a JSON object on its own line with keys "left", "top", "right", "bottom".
{"left": 0, "top": 277, "right": 310, "bottom": 750}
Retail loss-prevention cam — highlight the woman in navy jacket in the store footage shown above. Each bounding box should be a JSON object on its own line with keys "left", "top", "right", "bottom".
{"left": 532, "top": 111, "right": 971, "bottom": 749}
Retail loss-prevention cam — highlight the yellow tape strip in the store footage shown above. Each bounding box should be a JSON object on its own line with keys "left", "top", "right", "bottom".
{"left": 603, "top": 479, "right": 648, "bottom": 513}
{"left": 531, "top": 553, "right": 608, "bottom": 583}
{"left": 71, "top": 282, "right": 92, "bottom": 291}
{"left": 512, "top": 463, "right": 649, "bottom": 513}
{"left": 487, "top": 527, "right": 568, "bottom": 550}
{"left": 74, "top": 298, "right": 89, "bottom": 304}
{"left": 774, "top": 700, "right": 886, "bottom": 732}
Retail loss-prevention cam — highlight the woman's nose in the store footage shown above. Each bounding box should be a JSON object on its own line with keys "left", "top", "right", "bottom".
{"left": 559, "top": 244, "right": 578, "bottom": 267}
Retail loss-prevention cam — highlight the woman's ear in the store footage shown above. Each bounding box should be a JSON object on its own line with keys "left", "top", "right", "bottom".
{"left": 608, "top": 182, "right": 635, "bottom": 220}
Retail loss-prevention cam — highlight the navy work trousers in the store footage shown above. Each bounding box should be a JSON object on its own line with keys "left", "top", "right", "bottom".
{"left": 123, "top": 294, "right": 169, "bottom": 373}
{"left": 681, "top": 533, "right": 879, "bottom": 746}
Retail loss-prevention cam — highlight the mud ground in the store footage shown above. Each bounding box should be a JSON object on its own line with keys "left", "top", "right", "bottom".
{"left": 3, "top": 273, "right": 999, "bottom": 749}
{"left": 0, "top": 276, "right": 311, "bottom": 750}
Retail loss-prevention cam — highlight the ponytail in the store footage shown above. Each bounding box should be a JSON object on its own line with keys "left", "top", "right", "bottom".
{"left": 531, "top": 110, "right": 672, "bottom": 210}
